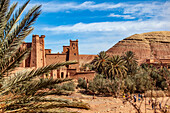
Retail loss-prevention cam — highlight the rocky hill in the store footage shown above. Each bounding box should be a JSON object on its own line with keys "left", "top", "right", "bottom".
{"left": 106, "top": 31, "right": 170, "bottom": 62}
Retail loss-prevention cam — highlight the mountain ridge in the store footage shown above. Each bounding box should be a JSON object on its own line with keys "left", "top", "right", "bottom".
{"left": 106, "top": 31, "right": 170, "bottom": 62}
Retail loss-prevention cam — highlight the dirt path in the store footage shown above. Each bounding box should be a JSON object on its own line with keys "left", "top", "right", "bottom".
{"left": 63, "top": 93, "right": 169, "bottom": 113}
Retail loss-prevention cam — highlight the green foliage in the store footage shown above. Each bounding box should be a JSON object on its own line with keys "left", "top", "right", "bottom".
{"left": 88, "top": 75, "right": 119, "bottom": 96}
{"left": 77, "top": 78, "right": 87, "bottom": 89}
{"left": 122, "top": 51, "right": 138, "bottom": 75}
{"left": 134, "top": 73, "right": 153, "bottom": 92}
{"left": 106, "top": 55, "right": 127, "bottom": 79}
{"left": 122, "top": 75, "right": 136, "bottom": 94}
{"left": 0, "top": 0, "right": 89, "bottom": 112}
{"left": 90, "top": 51, "right": 169, "bottom": 95}
{"left": 0, "top": 0, "right": 41, "bottom": 77}
{"left": 91, "top": 51, "right": 109, "bottom": 74}
{"left": 150, "top": 67, "right": 168, "bottom": 90}
{"left": 82, "top": 63, "right": 94, "bottom": 71}
{"left": 61, "top": 81, "right": 76, "bottom": 91}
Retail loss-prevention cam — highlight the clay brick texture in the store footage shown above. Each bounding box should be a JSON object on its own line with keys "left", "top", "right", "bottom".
{"left": 19, "top": 35, "right": 96, "bottom": 80}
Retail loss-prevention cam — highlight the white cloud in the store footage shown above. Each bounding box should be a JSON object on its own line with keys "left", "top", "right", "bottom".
{"left": 108, "top": 13, "right": 135, "bottom": 19}
{"left": 12, "top": 0, "right": 170, "bottom": 20}
{"left": 20, "top": 0, "right": 169, "bottom": 22}
{"left": 28, "top": 1, "right": 124, "bottom": 12}
{"left": 43, "top": 20, "right": 170, "bottom": 34}
{"left": 123, "top": 1, "right": 170, "bottom": 19}
{"left": 42, "top": 19, "right": 170, "bottom": 54}
{"left": 26, "top": 0, "right": 170, "bottom": 54}
{"left": 27, "top": 0, "right": 170, "bottom": 22}
{"left": 27, "top": 1, "right": 170, "bottom": 18}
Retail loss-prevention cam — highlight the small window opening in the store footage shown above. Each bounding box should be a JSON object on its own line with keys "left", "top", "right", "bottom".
{"left": 66, "top": 74, "right": 68, "bottom": 78}
{"left": 61, "top": 72, "right": 64, "bottom": 78}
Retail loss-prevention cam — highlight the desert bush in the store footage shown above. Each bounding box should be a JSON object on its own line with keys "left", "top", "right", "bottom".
{"left": 88, "top": 75, "right": 119, "bottom": 96}
{"left": 145, "top": 90, "right": 165, "bottom": 97}
{"left": 134, "top": 73, "right": 153, "bottom": 92}
{"left": 123, "top": 67, "right": 168, "bottom": 93}
{"left": 152, "top": 68, "right": 168, "bottom": 90}
{"left": 61, "top": 81, "right": 76, "bottom": 91}
{"left": 77, "top": 78, "right": 87, "bottom": 89}
{"left": 122, "top": 75, "right": 136, "bottom": 94}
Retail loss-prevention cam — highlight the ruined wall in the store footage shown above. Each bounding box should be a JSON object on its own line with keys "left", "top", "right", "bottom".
{"left": 51, "top": 68, "right": 68, "bottom": 79}
{"left": 45, "top": 54, "right": 67, "bottom": 65}
{"left": 70, "top": 71, "right": 96, "bottom": 81}
{"left": 20, "top": 42, "right": 32, "bottom": 67}
{"left": 63, "top": 46, "right": 70, "bottom": 54}
{"left": 20, "top": 43, "right": 27, "bottom": 67}
{"left": 67, "top": 69, "right": 77, "bottom": 77}
{"left": 79, "top": 55, "right": 97, "bottom": 67}
{"left": 45, "top": 49, "right": 51, "bottom": 54}
{"left": 25, "top": 43, "right": 32, "bottom": 67}
{"left": 52, "top": 69, "right": 58, "bottom": 79}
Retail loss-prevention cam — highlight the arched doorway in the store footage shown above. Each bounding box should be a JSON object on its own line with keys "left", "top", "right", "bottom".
{"left": 61, "top": 72, "right": 64, "bottom": 78}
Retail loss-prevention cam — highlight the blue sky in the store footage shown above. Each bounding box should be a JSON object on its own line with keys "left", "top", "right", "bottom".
{"left": 11, "top": 0, "right": 170, "bottom": 54}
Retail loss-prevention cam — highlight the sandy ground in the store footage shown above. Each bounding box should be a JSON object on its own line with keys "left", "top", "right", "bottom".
{"left": 57, "top": 93, "right": 170, "bottom": 113}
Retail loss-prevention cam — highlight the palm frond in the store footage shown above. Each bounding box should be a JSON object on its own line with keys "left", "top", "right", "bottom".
{"left": 36, "top": 89, "right": 73, "bottom": 96}
{"left": 15, "top": 78, "right": 73, "bottom": 96}
{"left": 31, "top": 98, "right": 90, "bottom": 110}
{"left": 0, "top": 0, "right": 9, "bottom": 40}
{"left": 0, "top": 26, "right": 33, "bottom": 65}
{"left": 0, "top": 61, "right": 77, "bottom": 95}
{"left": 4, "top": 0, "right": 29, "bottom": 40}
{"left": 0, "top": 48, "right": 30, "bottom": 76}
{"left": 0, "top": 5, "right": 41, "bottom": 61}
{"left": 5, "top": 97, "right": 90, "bottom": 112}
{"left": 0, "top": 1, "right": 90, "bottom": 113}
{"left": 0, "top": 2, "right": 41, "bottom": 77}
{"left": 5, "top": 2, "right": 17, "bottom": 21}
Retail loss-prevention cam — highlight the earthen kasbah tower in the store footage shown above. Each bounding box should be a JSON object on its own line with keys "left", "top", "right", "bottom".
{"left": 20, "top": 35, "right": 96, "bottom": 80}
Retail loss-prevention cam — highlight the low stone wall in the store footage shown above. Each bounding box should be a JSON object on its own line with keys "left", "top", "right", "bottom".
{"left": 70, "top": 71, "right": 96, "bottom": 81}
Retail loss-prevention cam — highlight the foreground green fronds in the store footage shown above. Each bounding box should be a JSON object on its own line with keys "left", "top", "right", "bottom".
{"left": 1, "top": 61, "right": 77, "bottom": 95}
{"left": 0, "top": 0, "right": 90, "bottom": 112}
{"left": 0, "top": 0, "right": 41, "bottom": 78}
{"left": 4, "top": 96, "right": 90, "bottom": 112}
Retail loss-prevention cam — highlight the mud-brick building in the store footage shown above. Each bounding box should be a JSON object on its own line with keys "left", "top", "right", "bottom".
{"left": 20, "top": 35, "right": 96, "bottom": 80}
{"left": 146, "top": 59, "right": 170, "bottom": 69}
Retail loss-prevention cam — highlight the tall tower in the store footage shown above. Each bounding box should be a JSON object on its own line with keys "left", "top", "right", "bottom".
{"left": 39, "top": 35, "right": 46, "bottom": 67}
{"left": 30, "top": 35, "right": 45, "bottom": 68}
{"left": 69, "top": 39, "right": 79, "bottom": 70}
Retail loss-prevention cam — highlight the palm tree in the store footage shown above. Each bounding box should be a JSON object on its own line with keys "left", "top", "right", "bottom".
{"left": 0, "top": 0, "right": 89, "bottom": 112}
{"left": 122, "top": 51, "right": 138, "bottom": 75}
{"left": 106, "top": 55, "right": 127, "bottom": 79}
{"left": 106, "top": 55, "right": 127, "bottom": 97}
{"left": 91, "top": 51, "right": 109, "bottom": 75}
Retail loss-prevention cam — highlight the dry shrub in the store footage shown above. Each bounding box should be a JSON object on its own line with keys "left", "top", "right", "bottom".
{"left": 145, "top": 90, "right": 165, "bottom": 97}
{"left": 163, "top": 89, "right": 170, "bottom": 97}
{"left": 61, "top": 81, "right": 76, "bottom": 91}
{"left": 77, "top": 78, "right": 87, "bottom": 89}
